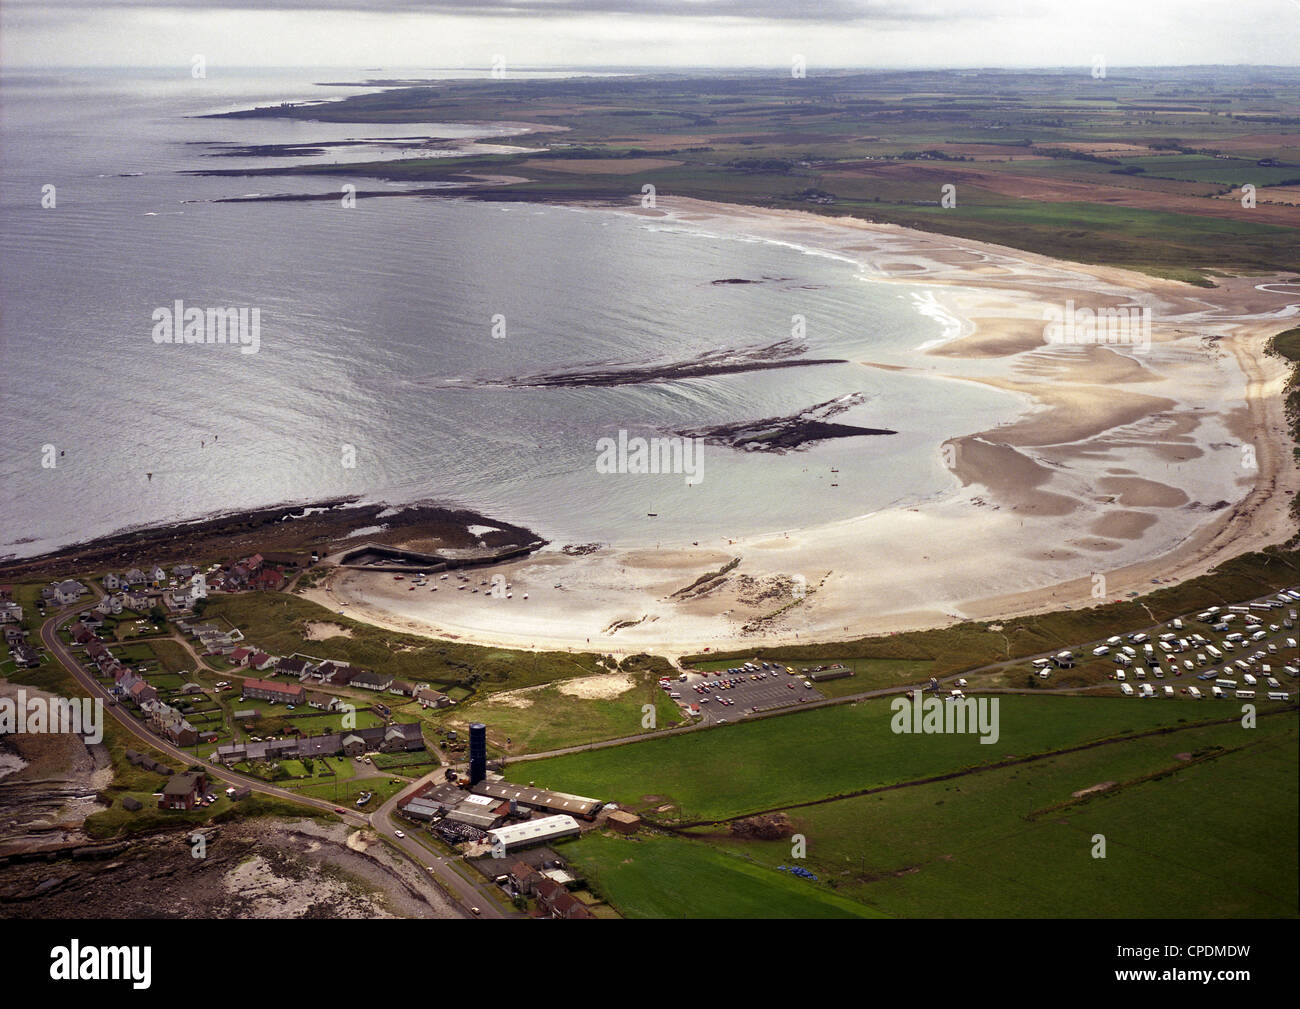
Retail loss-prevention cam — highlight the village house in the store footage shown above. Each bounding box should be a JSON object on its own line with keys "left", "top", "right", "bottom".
{"left": 306, "top": 691, "right": 340, "bottom": 712}
{"left": 123, "top": 590, "right": 153, "bottom": 612}
{"left": 3, "top": 626, "right": 27, "bottom": 647}
{"left": 415, "top": 687, "right": 452, "bottom": 709}
{"left": 0, "top": 600, "right": 23, "bottom": 623}
{"left": 248, "top": 651, "right": 275, "bottom": 671}
{"left": 115, "top": 670, "right": 158, "bottom": 706}
{"left": 388, "top": 679, "right": 415, "bottom": 697}
{"left": 142, "top": 699, "right": 199, "bottom": 747}
{"left": 123, "top": 568, "right": 148, "bottom": 587}
{"left": 102, "top": 572, "right": 123, "bottom": 591}
{"left": 547, "top": 890, "right": 595, "bottom": 919}
{"left": 158, "top": 771, "right": 207, "bottom": 811}
{"left": 275, "top": 656, "right": 312, "bottom": 678}
{"left": 351, "top": 669, "right": 393, "bottom": 692}
{"left": 95, "top": 593, "right": 124, "bottom": 616}
{"left": 52, "top": 580, "right": 87, "bottom": 605}
{"left": 317, "top": 661, "right": 356, "bottom": 686}
{"left": 215, "top": 721, "right": 425, "bottom": 764}
{"left": 250, "top": 567, "right": 284, "bottom": 591}
{"left": 172, "top": 564, "right": 197, "bottom": 580}
{"left": 240, "top": 677, "right": 305, "bottom": 705}
{"left": 70, "top": 621, "right": 95, "bottom": 645}
{"left": 509, "top": 862, "right": 541, "bottom": 896}
{"left": 228, "top": 646, "right": 254, "bottom": 667}
{"left": 11, "top": 643, "right": 41, "bottom": 668}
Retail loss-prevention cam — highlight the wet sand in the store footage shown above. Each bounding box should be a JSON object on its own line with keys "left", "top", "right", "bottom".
{"left": 304, "top": 197, "right": 1299, "bottom": 654}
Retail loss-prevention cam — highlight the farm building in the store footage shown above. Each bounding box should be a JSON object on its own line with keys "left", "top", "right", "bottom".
{"left": 471, "top": 779, "right": 602, "bottom": 820}
{"left": 486, "top": 815, "right": 581, "bottom": 859}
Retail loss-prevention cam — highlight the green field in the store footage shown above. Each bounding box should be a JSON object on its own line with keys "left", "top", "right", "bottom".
{"left": 563, "top": 832, "right": 883, "bottom": 919}
{"left": 148, "top": 637, "right": 195, "bottom": 674}
{"left": 442, "top": 669, "right": 684, "bottom": 755}
{"left": 689, "top": 713, "right": 1298, "bottom": 917}
{"left": 517, "top": 694, "right": 1282, "bottom": 822}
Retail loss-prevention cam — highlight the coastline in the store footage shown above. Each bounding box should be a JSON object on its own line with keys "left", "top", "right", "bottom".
{"left": 0, "top": 498, "right": 545, "bottom": 582}
{"left": 305, "top": 195, "right": 1299, "bottom": 654}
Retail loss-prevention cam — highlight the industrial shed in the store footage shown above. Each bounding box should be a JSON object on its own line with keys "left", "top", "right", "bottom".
{"left": 486, "top": 815, "right": 581, "bottom": 859}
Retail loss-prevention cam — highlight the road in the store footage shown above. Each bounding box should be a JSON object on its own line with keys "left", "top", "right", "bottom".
{"left": 36, "top": 600, "right": 507, "bottom": 920}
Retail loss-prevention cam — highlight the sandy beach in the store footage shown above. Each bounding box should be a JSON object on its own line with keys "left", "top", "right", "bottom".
{"left": 302, "top": 196, "right": 1299, "bottom": 655}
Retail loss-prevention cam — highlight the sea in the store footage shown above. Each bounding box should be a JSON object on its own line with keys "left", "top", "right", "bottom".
{"left": 0, "top": 67, "right": 1020, "bottom": 559}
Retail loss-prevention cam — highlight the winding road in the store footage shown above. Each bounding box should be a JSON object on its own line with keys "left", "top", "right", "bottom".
{"left": 38, "top": 599, "right": 516, "bottom": 919}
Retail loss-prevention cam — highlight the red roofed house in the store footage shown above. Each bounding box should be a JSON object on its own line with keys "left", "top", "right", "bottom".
{"left": 535, "top": 878, "right": 594, "bottom": 919}
{"left": 251, "top": 567, "right": 283, "bottom": 591}
{"left": 241, "top": 678, "right": 305, "bottom": 705}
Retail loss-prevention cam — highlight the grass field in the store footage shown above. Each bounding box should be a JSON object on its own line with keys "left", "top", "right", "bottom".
{"left": 440, "top": 669, "right": 685, "bottom": 755}
{"left": 148, "top": 637, "right": 195, "bottom": 675}
{"left": 516, "top": 694, "right": 1286, "bottom": 822}
{"left": 562, "top": 832, "right": 883, "bottom": 919}
{"left": 688, "top": 713, "right": 1298, "bottom": 917}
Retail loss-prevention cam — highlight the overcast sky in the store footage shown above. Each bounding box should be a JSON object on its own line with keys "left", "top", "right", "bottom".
{"left": 4, "top": 0, "right": 1299, "bottom": 70}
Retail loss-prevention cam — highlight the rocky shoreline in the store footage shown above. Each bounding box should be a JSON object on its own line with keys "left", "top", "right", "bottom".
{"left": 0, "top": 498, "right": 545, "bottom": 581}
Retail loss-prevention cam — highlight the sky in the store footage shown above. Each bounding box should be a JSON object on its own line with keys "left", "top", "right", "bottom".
{"left": 3, "top": 0, "right": 1299, "bottom": 70}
